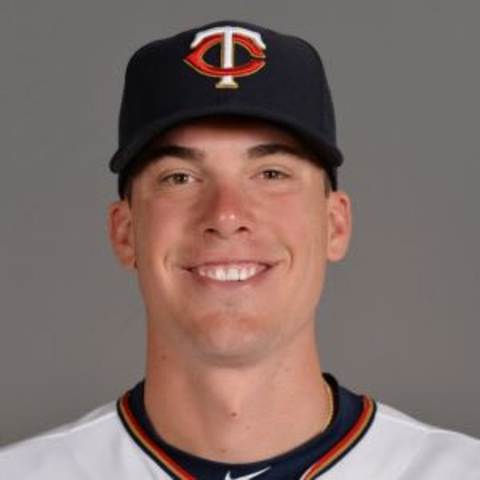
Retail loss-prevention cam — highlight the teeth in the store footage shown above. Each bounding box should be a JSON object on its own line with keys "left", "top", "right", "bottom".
{"left": 226, "top": 268, "right": 238, "bottom": 281}
{"left": 195, "top": 264, "right": 266, "bottom": 282}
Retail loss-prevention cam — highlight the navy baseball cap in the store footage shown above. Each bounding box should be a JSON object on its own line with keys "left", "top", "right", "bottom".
{"left": 109, "top": 20, "right": 343, "bottom": 198}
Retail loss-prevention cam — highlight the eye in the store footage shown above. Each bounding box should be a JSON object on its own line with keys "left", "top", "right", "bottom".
{"left": 160, "top": 172, "right": 194, "bottom": 186}
{"left": 260, "top": 169, "right": 290, "bottom": 180}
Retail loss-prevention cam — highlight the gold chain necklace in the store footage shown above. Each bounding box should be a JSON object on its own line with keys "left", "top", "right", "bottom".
{"left": 321, "top": 381, "right": 335, "bottom": 433}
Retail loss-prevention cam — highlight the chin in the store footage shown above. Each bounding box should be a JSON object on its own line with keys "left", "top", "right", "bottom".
{"left": 183, "top": 310, "right": 277, "bottom": 366}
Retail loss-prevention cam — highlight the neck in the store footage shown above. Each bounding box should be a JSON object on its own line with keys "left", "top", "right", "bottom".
{"left": 144, "top": 326, "right": 331, "bottom": 463}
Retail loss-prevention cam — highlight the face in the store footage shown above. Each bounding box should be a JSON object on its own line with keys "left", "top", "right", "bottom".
{"left": 109, "top": 118, "right": 351, "bottom": 365}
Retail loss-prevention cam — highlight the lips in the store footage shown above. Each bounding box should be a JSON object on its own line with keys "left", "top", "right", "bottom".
{"left": 184, "top": 260, "right": 275, "bottom": 283}
{"left": 191, "top": 263, "right": 268, "bottom": 282}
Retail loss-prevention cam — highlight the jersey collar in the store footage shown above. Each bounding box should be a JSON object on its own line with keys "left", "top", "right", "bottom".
{"left": 117, "top": 374, "right": 376, "bottom": 479}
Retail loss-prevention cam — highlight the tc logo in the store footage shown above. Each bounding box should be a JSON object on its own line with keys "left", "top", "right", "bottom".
{"left": 184, "top": 26, "right": 267, "bottom": 89}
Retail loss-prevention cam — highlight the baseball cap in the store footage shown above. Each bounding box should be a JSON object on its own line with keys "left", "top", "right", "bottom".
{"left": 109, "top": 20, "right": 343, "bottom": 198}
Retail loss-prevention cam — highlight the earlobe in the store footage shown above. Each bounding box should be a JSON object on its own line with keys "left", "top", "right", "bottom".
{"left": 326, "top": 191, "right": 352, "bottom": 262}
{"left": 107, "top": 200, "right": 136, "bottom": 269}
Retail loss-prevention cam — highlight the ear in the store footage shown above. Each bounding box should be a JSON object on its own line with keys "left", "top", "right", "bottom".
{"left": 326, "top": 191, "right": 352, "bottom": 262}
{"left": 107, "top": 200, "right": 136, "bottom": 269}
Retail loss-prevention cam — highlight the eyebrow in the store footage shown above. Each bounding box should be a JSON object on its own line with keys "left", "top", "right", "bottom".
{"left": 247, "top": 143, "right": 314, "bottom": 161}
{"left": 140, "top": 142, "right": 314, "bottom": 165}
{"left": 140, "top": 145, "right": 205, "bottom": 163}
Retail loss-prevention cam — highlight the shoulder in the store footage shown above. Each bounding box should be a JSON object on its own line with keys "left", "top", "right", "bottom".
{"left": 342, "top": 401, "right": 480, "bottom": 479}
{"left": 376, "top": 402, "right": 480, "bottom": 449}
{"left": 0, "top": 402, "right": 135, "bottom": 479}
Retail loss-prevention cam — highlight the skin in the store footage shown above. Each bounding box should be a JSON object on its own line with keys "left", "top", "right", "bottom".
{"left": 108, "top": 117, "right": 352, "bottom": 462}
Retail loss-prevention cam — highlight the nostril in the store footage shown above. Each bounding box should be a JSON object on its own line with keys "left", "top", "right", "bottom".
{"left": 203, "top": 224, "right": 251, "bottom": 239}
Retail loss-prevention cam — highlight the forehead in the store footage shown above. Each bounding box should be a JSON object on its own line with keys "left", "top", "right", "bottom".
{"left": 120, "top": 116, "right": 327, "bottom": 199}
{"left": 149, "top": 116, "right": 309, "bottom": 151}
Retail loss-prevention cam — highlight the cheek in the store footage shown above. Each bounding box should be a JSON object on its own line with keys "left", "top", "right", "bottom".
{"left": 275, "top": 194, "right": 329, "bottom": 300}
{"left": 273, "top": 192, "right": 328, "bottom": 257}
{"left": 132, "top": 201, "right": 183, "bottom": 268}
{"left": 132, "top": 202, "right": 189, "bottom": 320}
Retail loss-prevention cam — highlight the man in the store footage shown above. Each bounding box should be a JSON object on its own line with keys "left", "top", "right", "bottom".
{"left": 1, "top": 20, "right": 479, "bottom": 479}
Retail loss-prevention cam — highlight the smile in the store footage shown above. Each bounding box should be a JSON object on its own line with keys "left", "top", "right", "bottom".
{"left": 188, "top": 262, "right": 270, "bottom": 283}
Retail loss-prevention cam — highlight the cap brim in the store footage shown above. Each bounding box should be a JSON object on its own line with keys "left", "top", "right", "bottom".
{"left": 109, "top": 105, "right": 343, "bottom": 174}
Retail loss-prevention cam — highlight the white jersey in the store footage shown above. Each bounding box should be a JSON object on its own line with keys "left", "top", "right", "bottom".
{"left": 1, "top": 394, "right": 479, "bottom": 479}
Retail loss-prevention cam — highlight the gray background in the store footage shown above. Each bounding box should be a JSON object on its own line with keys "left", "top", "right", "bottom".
{"left": 1, "top": 0, "right": 479, "bottom": 446}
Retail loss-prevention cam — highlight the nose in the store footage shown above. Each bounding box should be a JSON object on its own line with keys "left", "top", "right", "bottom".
{"left": 199, "top": 181, "right": 253, "bottom": 240}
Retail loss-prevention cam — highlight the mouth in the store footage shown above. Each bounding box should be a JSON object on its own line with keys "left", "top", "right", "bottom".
{"left": 184, "top": 261, "right": 275, "bottom": 285}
